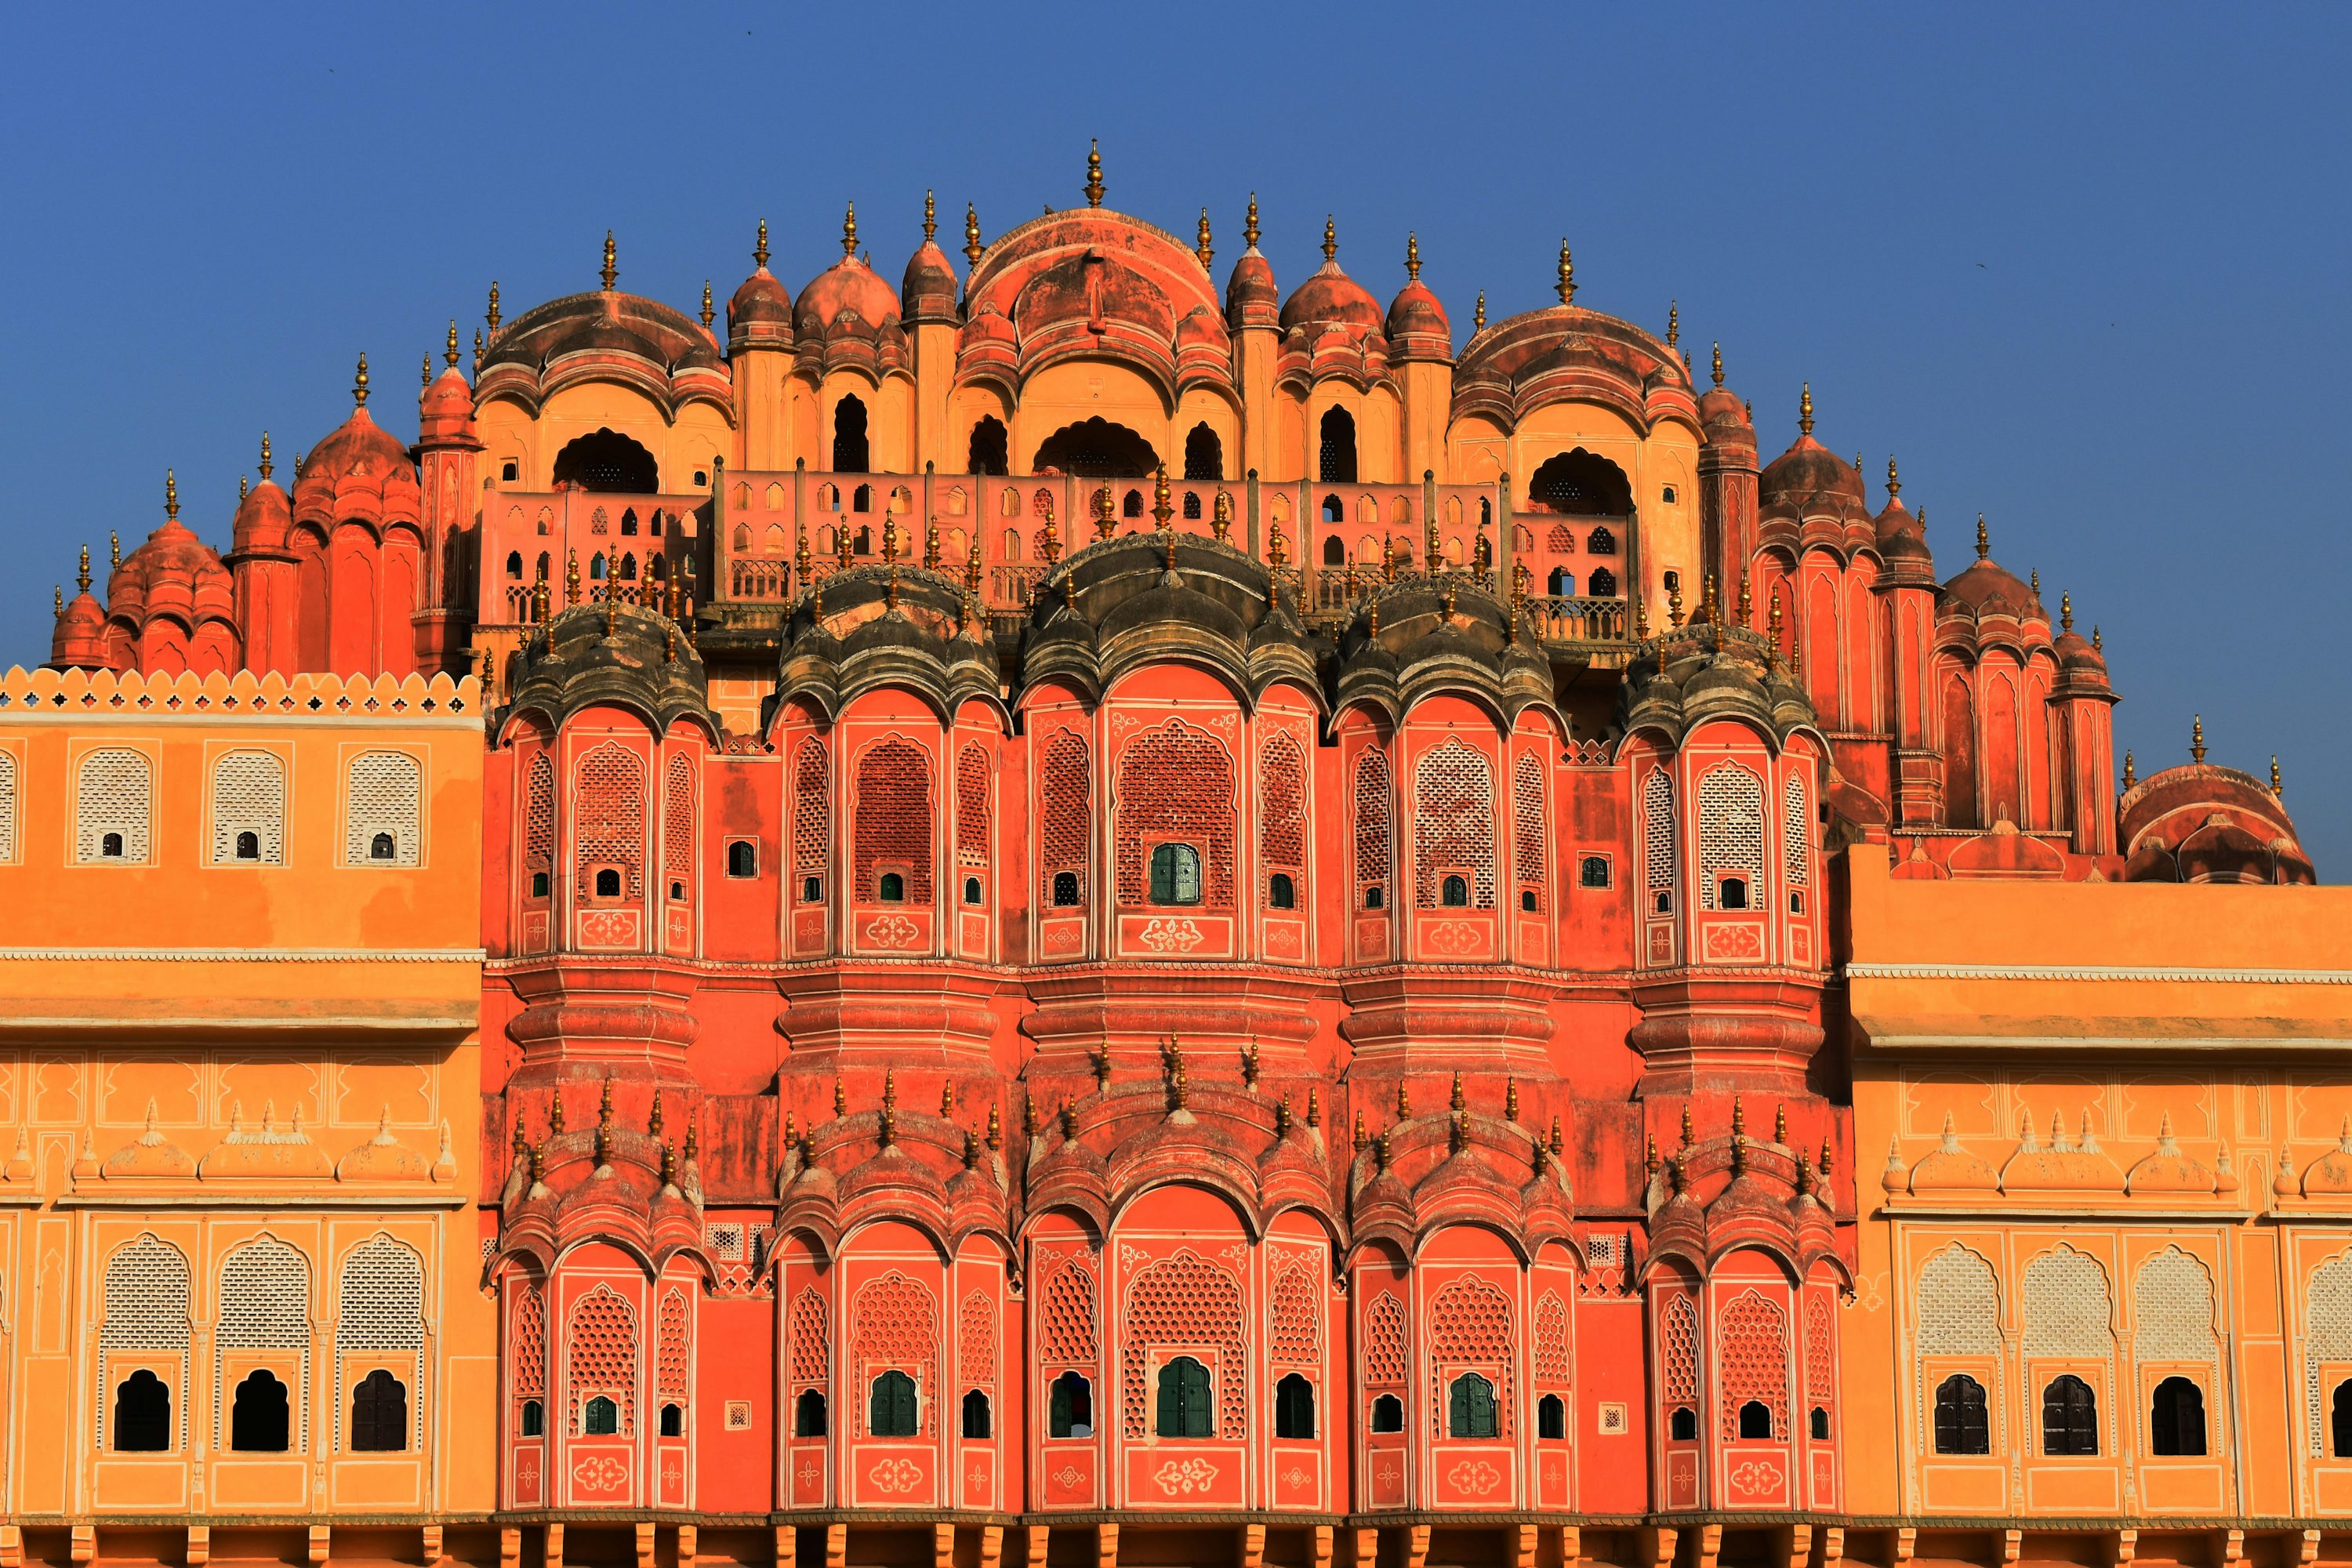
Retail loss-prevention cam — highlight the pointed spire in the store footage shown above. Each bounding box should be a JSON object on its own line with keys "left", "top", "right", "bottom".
{"left": 1974, "top": 513, "right": 1990, "bottom": 560}
{"left": 2060, "top": 591, "right": 2073, "bottom": 633}
{"left": 1886, "top": 456, "right": 1900, "bottom": 498}
{"left": 601, "top": 230, "right": 617, "bottom": 291}
{"left": 1083, "top": 140, "right": 1105, "bottom": 207}
{"left": 259, "top": 430, "right": 274, "bottom": 482}
{"left": 2031, "top": 567, "right": 2041, "bottom": 597}
{"left": 1505, "top": 1076, "right": 1519, "bottom": 1121}
{"left": 76, "top": 543, "right": 90, "bottom": 593}
{"left": 1405, "top": 232, "right": 1421, "bottom": 281}
{"left": 701, "top": 281, "right": 714, "bottom": 329}
{"left": 964, "top": 202, "right": 983, "bottom": 269}
{"left": 1555, "top": 239, "right": 1574, "bottom": 304}
{"left": 2092, "top": 624, "right": 2103, "bottom": 652}
{"left": 1243, "top": 194, "right": 1261, "bottom": 250}
{"left": 353, "top": 352, "right": 371, "bottom": 408}
{"left": 1666, "top": 299, "right": 1678, "bottom": 346}
{"left": 923, "top": 189, "right": 938, "bottom": 245}
{"left": 445, "top": 319, "right": 461, "bottom": 369}
{"left": 1466, "top": 289, "right": 1485, "bottom": 332}
{"left": 2191, "top": 714, "right": 2207, "bottom": 764}
{"left": 2273, "top": 756, "right": 2284, "bottom": 797}
{"left": 754, "top": 217, "right": 771, "bottom": 270}
{"left": 164, "top": 468, "right": 180, "bottom": 522}
{"left": 1797, "top": 382, "right": 1813, "bottom": 437}
{"left": 1322, "top": 215, "right": 1338, "bottom": 265}
{"left": 474, "top": 328, "right": 484, "bottom": 373}
{"left": 1711, "top": 340, "right": 1723, "bottom": 387}
{"left": 2122, "top": 750, "right": 2136, "bottom": 789}
{"left": 486, "top": 281, "right": 502, "bottom": 332}
{"left": 1196, "top": 208, "right": 1214, "bottom": 271}
{"left": 841, "top": 201, "right": 858, "bottom": 258}
{"left": 1152, "top": 465, "right": 1173, "bottom": 528}
{"left": 423, "top": 353, "right": 432, "bottom": 390}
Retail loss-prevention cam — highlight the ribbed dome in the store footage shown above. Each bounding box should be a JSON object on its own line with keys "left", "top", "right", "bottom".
{"left": 230, "top": 436, "right": 295, "bottom": 556}
{"left": 729, "top": 222, "right": 793, "bottom": 350}
{"left": 797, "top": 254, "right": 903, "bottom": 337}
{"left": 900, "top": 220, "right": 960, "bottom": 325}
{"left": 1759, "top": 433, "right": 1865, "bottom": 514}
{"left": 1279, "top": 259, "right": 1384, "bottom": 335}
{"left": 49, "top": 587, "right": 107, "bottom": 668}
{"left": 419, "top": 365, "right": 477, "bottom": 448}
{"left": 1385, "top": 273, "right": 1451, "bottom": 363}
{"left": 1941, "top": 556, "right": 2041, "bottom": 620}
{"left": 1225, "top": 249, "right": 1277, "bottom": 328}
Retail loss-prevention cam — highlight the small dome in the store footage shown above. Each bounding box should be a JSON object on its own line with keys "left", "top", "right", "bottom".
{"left": 1385, "top": 278, "right": 1451, "bottom": 361}
{"left": 1759, "top": 433, "right": 1865, "bottom": 514}
{"left": 419, "top": 365, "right": 477, "bottom": 448}
{"left": 1941, "top": 556, "right": 2040, "bottom": 620}
{"left": 1225, "top": 249, "right": 1277, "bottom": 328}
{"left": 729, "top": 221, "right": 793, "bottom": 350}
{"left": 1872, "top": 491, "right": 1934, "bottom": 572}
{"left": 798, "top": 216, "right": 905, "bottom": 339}
{"left": 901, "top": 226, "right": 960, "bottom": 325}
{"left": 49, "top": 587, "right": 107, "bottom": 669}
{"left": 1279, "top": 250, "right": 1384, "bottom": 336}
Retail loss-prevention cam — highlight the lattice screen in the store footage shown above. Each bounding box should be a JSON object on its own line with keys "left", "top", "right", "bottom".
{"left": 78, "top": 747, "right": 151, "bottom": 862}
{"left": 1365, "top": 1292, "right": 1408, "bottom": 1386}
{"left": 1353, "top": 749, "right": 1393, "bottom": 899}
{"left": 789, "top": 1286, "right": 829, "bottom": 1382}
{"left": 793, "top": 739, "right": 829, "bottom": 880}
{"left": 1716, "top": 1288, "right": 1790, "bottom": 1439}
{"left": 2020, "top": 1247, "right": 2112, "bottom": 1359}
{"left": 851, "top": 1271, "right": 938, "bottom": 1432}
{"left": 568, "top": 1287, "right": 639, "bottom": 1435}
{"left": 1513, "top": 752, "right": 1546, "bottom": 906}
{"left": 1427, "top": 1275, "right": 1514, "bottom": 1433}
{"left": 1805, "top": 1294, "right": 1835, "bottom": 1404}
{"left": 574, "top": 743, "right": 645, "bottom": 896}
{"left": 960, "top": 1289, "right": 996, "bottom": 1384}
{"left": 0, "top": 747, "right": 15, "bottom": 860}
{"left": 1643, "top": 770, "right": 1675, "bottom": 891}
{"left": 1259, "top": 730, "right": 1307, "bottom": 893}
{"left": 219, "top": 1238, "right": 311, "bottom": 1447}
{"left": 853, "top": 739, "right": 933, "bottom": 902}
{"left": 657, "top": 1287, "right": 691, "bottom": 1399}
{"left": 1783, "top": 771, "right": 1809, "bottom": 887}
{"left": 1114, "top": 720, "right": 1235, "bottom": 907}
{"left": 345, "top": 751, "right": 422, "bottom": 866}
{"left": 1271, "top": 1261, "right": 1320, "bottom": 1364}
{"left": 1040, "top": 1258, "right": 1097, "bottom": 1364}
{"left": 1661, "top": 1296, "right": 1699, "bottom": 1403}
{"left": 2134, "top": 1247, "right": 2216, "bottom": 1361}
{"left": 956, "top": 743, "right": 990, "bottom": 869}
{"left": 512, "top": 1285, "right": 546, "bottom": 1399}
{"left": 1040, "top": 730, "right": 1091, "bottom": 900}
{"left": 211, "top": 751, "right": 285, "bottom": 864}
{"left": 2306, "top": 1255, "right": 2352, "bottom": 1453}
{"left": 337, "top": 1236, "right": 424, "bottom": 1350}
{"left": 1414, "top": 742, "right": 1495, "bottom": 908}
{"left": 524, "top": 754, "right": 555, "bottom": 883}
{"left": 1697, "top": 764, "right": 1764, "bottom": 910}
{"left": 1121, "top": 1250, "right": 1244, "bottom": 1438}
{"left": 1917, "top": 1245, "right": 2002, "bottom": 1355}
{"left": 663, "top": 753, "right": 695, "bottom": 886}
{"left": 1534, "top": 1290, "right": 1571, "bottom": 1383}
{"left": 102, "top": 1234, "right": 191, "bottom": 1350}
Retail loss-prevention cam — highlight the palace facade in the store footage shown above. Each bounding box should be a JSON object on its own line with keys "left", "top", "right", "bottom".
{"left": 2, "top": 157, "right": 2339, "bottom": 1568}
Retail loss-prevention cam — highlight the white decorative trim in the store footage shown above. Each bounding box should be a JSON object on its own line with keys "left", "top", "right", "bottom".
{"left": 1846, "top": 961, "right": 2352, "bottom": 985}
{"left": 0, "top": 946, "right": 485, "bottom": 963}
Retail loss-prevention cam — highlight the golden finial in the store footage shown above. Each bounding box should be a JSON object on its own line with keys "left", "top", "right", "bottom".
{"left": 1039, "top": 495, "right": 1059, "bottom": 564}
{"left": 701, "top": 281, "right": 714, "bottom": 329}
{"left": 1711, "top": 340, "right": 1723, "bottom": 387}
{"left": 1267, "top": 512, "right": 1287, "bottom": 568}
{"left": 1152, "top": 465, "right": 1173, "bottom": 528}
{"left": 473, "top": 328, "right": 483, "bottom": 373}
{"left": 882, "top": 515, "right": 900, "bottom": 566}
{"left": 353, "top": 351, "right": 371, "bottom": 408}
{"left": 1633, "top": 599, "right": 1649, "bottom": 642}
{"left": 1666, "top": 299, "right": 1678, "bottom": 346}
{"left": 1555, "top": 239, "right": 1574, "bottom": 304}
{"left": 486, "top": 281, "right": 501, "bottom": 331}
{"left": 1211, "top": 489, "right": 1232, "bottom": 543}
{"left": 834, "top": 516, "right": 852, "bottom": 569}
{"left": 601, "top": 230, "right": 617, "bottom": 290}
{"left": 565, "top": 549, "right": 581, "bottom": 605}
{"left": 923, "top": 189, "right": 938, "bottom": 245}
{"left": 2273, "top": 756, "right": 2284, "bottom": 797}
{"left": 754, "top": 218, "right": 770, "bottom": 269}
{"left": 2060, "top": 591, "right": 2073, "bottom": 633}
{"left": 1975, "top": 513, "right": 1989, "bottom": 560}
{"left": 1732, "top": 1095, "right": 1747, "bottom": 1138}
{"left": 1886, "top": 456, "right": 1900, "bottom": 498}
{"left": 1769, "top": 586, "right": 1785, "bottom": 647}
{"left": 2030, "top": 567, "right": 2040, "bottom": 597}
{"left": 1196, "top": 208, "right": 1214, "bottom": 271}
{"left": 2092, "top": 624, "right": 2103, "bottom": 652}
{"left": 1243, "top": 193, "right": 1260, "bottom": 249}
{"left": 1737, "top": 572, "right": 1752, "bottom": 623}
{"left": 258, "top": 430, "right": 274, "bottom": 481}
{"left": 2122, "top": 750, "right": 2136, "bottom": 789}
{"left": 1091, "top": 483, "right": 1115, "bottom": 542}
{"left": 1448, "top": 1070, "right": 1465, "bottom": 1112}
{"left": 1396, "top": 1080, "right": 1411, "bottom": 1119}
{"left": 1679, "top": 1102, "right": 1694, "bottom": 1147}
{"left": 51, "top": 584, "right": 61, "bottom": 616}
{"left": 1405, "top": 232, "right": 1421, "bottom": 281}
{"left": 164, "top": 468, "right": 179, "bottom": 521}
{"left": 1505, "top": 1076, "right": 1519, "bottom": 1121}
{"left": 1306, "top": 1087, "right": 1320, "bottom": 1127}
{"left": 964, "top": 203, "right": 983, "bottom": 269}
{"left": 2190, "top": 714, "right": 2206, "bottom": 764}
{"left": 76, "top": 543, "right": 91, "bottom": 593}
{"left": 1667, "top": 575, "right": 1683, "bottom": 630}
{"left": 445, "top": 319, "right": 461, "bottom": 369}
{"left": 1797, "top": 382, "right": 1813, "bottom": 437}
{"left": 422, "top": 354, "right": 431, "bottom": 390}
{"left": 1775, "top": 1102, "right": 1788, "bottom": 1143}
{"left": 841, "top": 201, "right": 858, "bottom": 257}
{"left": 1083, "top": 139, "right": 1105, "bottom": 207}
{"left": 1473, "top": 290, "right": 1486, "bottom": 331}
{"left": 924, "top": 515, "right": 940, "bottom": 570}
{"left": 1704, "top": 572, "right": 1719, "bottom": 626}
{"left": 1322, "top": 215, "right": 1338, "bottom": 265}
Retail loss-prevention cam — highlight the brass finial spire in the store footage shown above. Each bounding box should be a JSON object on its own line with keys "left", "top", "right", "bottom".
{"left": 1555, "top": 239, "right": 1574, "bottom": 304}
{"left": 2060, "top": 591, "right": 2073, "bottom": 633}
{"left": 1797, "top": 382, "right": 1813, "bottom": 436}
{"left": 2191, "top": 713, "right": 2206, "bottom": 764}
{"left": 1975, "top": 513, "right": 1989, "bottom": 560}
{"left": 1737, "top": 572, "right": 1752, "bottom": 623}
{"left": 1196, "top": 208, "right": 1214, "bottom": 271}
{"left": 1711, "top": 340, "right": 1723, "bottom": 387}
{"left": 1769, "top": 586, "right": 1784, "bottom": 646}
{"left": 240, "top": 473, "right": 248, "bottom": 500}
{"left": 474, "top": 327, "right": 484, "bottom": 372}
{"left": 1091, "top": 483, "right": 1115, "bottom": 542}
{"left": 111, "top": 531, "right": 120, "bottom": 568}
{"left": 1243, "top": 193, "right": 1260, "bottom": 249}
{"left": 601, "top": 230, "right": 617, "bottom": 290}
{"left": 422, "top": 353, "right": 432, "bottom": 390}
{"left": 53, "top": 584, "right": 60, "bottom": 616}
{"left": 923, "top": 189, "right": 938, "bottom": 244}
{"left": 353, "top": 352, "right": 371, "bottom": 408}
{"left": 77, "top": 543, "right": 90, "bottom": 593}
{"left": 1666, "top": 299, "right": 1678, "bottom": 346}
{"left": 841, "top": 201, "right": 858, "bottom": 257}
{"left": 565, "top": 548, "right": 581, "bottom": 605}
{"left": 964, "top": 202, "right": 982, "bottom": 269}
{"left": 1083, "top": 139, "right": 1104, "bottom": 207}
{"left": 258, "top": 430, "right": 273, "bottom": 482}
{"left": 2122, "top": 750, "right": 2136, "bottom": 789}
{"left": 1322, "top": 215, "right": 1338, "bottom": 264}
{"left": 1667, "top": 575, "right": 1683, "bottom": 630}
{"left": 1473, "top": 290, "right": 1486, "bottom": 331}
{"left": 1886, "top": 456, "right": 1900, "bottom": 498}
{"left": 754, "top": 217, "right": 770, "bottom": 269}
{"left": 2030, "top": 567, "right": 2041, "bottom": 597}
{"left": 445, "top": 319, "right": 461, "bottom": 369}
{"left": 486, "top": 281, "right": 501, "bottom": 331}
{"left": 1152, "top": 465, "right": 1174, "bottom": 528}
{"left": 1405, "top": 232, "right": 1421, "bottom": 281}
{"left": 164, "top": 468, "right": 179, "bottom": 521}
{"left": 2092, "top": 623, "right": 2103, "bottom": 652}
{"left": 701, "top": 281, "right": 713, "bottom": 329}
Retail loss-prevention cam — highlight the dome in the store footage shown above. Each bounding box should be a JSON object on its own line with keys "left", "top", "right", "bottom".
{"left": 1226, "top": 251, "right": 1276, "bottom": 327}
{"left": 49, "top": 585, "right": 107, "bottom": 669}
{"left": 503, "top": 599, "right": 716, "bottom": 738}
{"left": 1279, "top": 222, "right": 1384, "bottom": 335}
{"left": 900, "top": 198, "right": 960, "bottom": 325}
{"left": 293, "top": 359, "right": 423, "bottom": 530}
{"left": 108, "top": 471, "right": 234, "bottom": 642}
{"left": 2119, "top": 744, "right": 2314, "bottom": 884}
{"left": 1871, "top": 475, "right": 1935, "bottom": 577}
{"left": 419, "top": 366, "right": 477, "bottom": 450}
{"left": 1759, "top": 437, "right": 1864, "bottom": 516}
{"left": 728, "top": 220, "right": 794, "bottom": 351}
{"left": 797, "top": 206, "right": 905, "bottom": 339}
{"left": 1940, "top": 555, "right": 2041, "bottom": 621}
{"left": 1385, "top": 240, "right": 1451, "bottom": 361}
{"left": 229, "top": 434, "right": 293, "bottom": 557}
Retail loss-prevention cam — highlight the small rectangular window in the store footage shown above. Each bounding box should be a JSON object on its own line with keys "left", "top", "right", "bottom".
{"left": 725, "top": 839, "right": 758, "bottom": 878}
{"left": 1580, "top": 855, "right": 1613, "bottom": 889}
{"left": 501, "top": 460, "right": 519, "bottom": 483}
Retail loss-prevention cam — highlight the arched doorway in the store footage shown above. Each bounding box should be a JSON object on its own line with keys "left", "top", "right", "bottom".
{"left": 833, "top": 396, "right": 870, "bottom": 472}
{"left": 1528, "top": 448, "right": 1632, "bottom": 515}
{"left": 1318, "top": 408, "right": 1357, "bottom": 484}
{"left": 1183, "top": 423, "right": 1222, "bottom": 481}
{"left": 967, "top": 416, "right": 1008, "bottom": 475}
{"left": 1033, "top": 418, "right": 1159, "bottom": 478}
{"left": 552, "top": 430, "right": 658, "bottom": 493}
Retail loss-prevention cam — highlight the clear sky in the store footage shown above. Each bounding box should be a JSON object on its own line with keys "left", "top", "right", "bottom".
{"left": 2, "top": 4, "right": 2346, "bottom": 870}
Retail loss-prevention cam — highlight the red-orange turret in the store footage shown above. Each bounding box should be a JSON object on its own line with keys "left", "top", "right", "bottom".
{"left": 48, "top": 543, "right": 110, "bottom": 670}
{"left": 288, "top": 354, "right": 424, "bottom": 677}
{"left": 225, "top": 431, "right": 297, "bottom": 673}
{"left": 1696, "top": 340, "right": 1759, "bottom": 595}
{"left": 415, "top": 322, "right": 484, "bottom": 676}
{"left": 1870, "top": 457, "right": 1944, "bottom": 827}
{"left": 96, "top": 470, "right": 239, "bottom": 675}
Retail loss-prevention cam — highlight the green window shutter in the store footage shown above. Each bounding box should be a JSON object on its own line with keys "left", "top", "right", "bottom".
{"left": 1050, "top": 1375, "right": 1072, "bottom": 1437}
{"left": 1184, "top": 1360, "right": 1211, "bottom": 1436}
{"left": 1156, "top": 1362, "right": 1181, "bottom": 1436}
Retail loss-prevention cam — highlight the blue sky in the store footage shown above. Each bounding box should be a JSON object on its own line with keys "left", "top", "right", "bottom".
{"left": 2, "top": 4, "right": 2346, "bottom": 869}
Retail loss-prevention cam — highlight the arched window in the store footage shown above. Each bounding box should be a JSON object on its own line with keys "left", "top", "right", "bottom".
{"left": 1810, "top": 1406, "right": 1831, "bottom": 1440}
{"left": 1370, "top": 1393, "right": 1404, "bottom": 1433}
{"left": 1323, "top": 534, "right": 1345, "bottom": 565}
{"left": 370, "top": 833, "right": 396, "bottom": 861}
{"left": 832, "top": 396, "right": 869, "bottom": 472}
{"left": 594, "top": 867, "right": 622, "bottom": 898}
{"left": 1269, "top": 873, "right": 1295, "bottom": 909}
{"left": 521, "top": 1399, "right": 544, "bottom": 1437}
{"left": 2150, "top": 1376, "right": 2206, "bottom": 1456}
{"left": 1587, "top": 527, "right": 1617, "bottom": 556}
{"left": 1048, "top": 1371, "right": 1092, "bottom": 1438}
{"left": 79, "top": 748, "right": 151, "bottom": 864}
{"left": 347, "top": 751, "right": 421, "bottom": 868}
{"left": 1441, "top": 873, "right": 1468, "bottom": 906}
{"left": 869, "top": 1369, "right": 918, "bottom": 1437}
{"left": 227, "top": 1373, "right": 289, "bottom": 1457}
{"left": 1587, "top": 568, "right": 1617, "bottom": 596}
{"left": 620, "top": 509, "right": 639, "bottom": 536}
{"left": 1537, "top": 1393, "right": 1566, "bottom": 1440}
{"left": 967, "top": 417, "right": 1009, "bottom": 476}
{"left": 506, "top": 551, "right": 523, "bottom": 579}
{"left": 236, "top": 830, "right": 260, "bottom": 860}
{"left": 583, "top": 1395, "right": 619, "bottom": 1436}
{"left": 1053, "top": 870, "right": 1081, "bottom": 907}
{"left": 964, "top": 876, "right": 983, "bottom": 905}
{"left": 1737, "top": 1399, "right": 1773, "bottom": 1439}
{"left": 1581, "top": 855, "right": 1613, "bottom": 888}
{"left": 114, "top": 1370, "right": 172, "bottom": 1451}
{"left": 1183, "top": 492, "right": 1201, "bottom": 519}
{"left": 1321, "top": 493, "right": 1344, "bottom": 524}
{"left": 101, "top": 832, "right": 124, "bottom": 857}
{"left": 1669, "top": 1406, "right": 1697, "bottom": 1441}
{"left": 351, "top": 1369, "right": 408, "bottom": 1451}
{"left": 2041, "top": 1374, "right": 2098, "bottom": 1455}
{"left": 1448, "top": 1372, "right": 1498, "bottom": 1439}
{"left": 1318, "top": 408, "right": 1358, "bottom": 484}
{"left": 1548, "top": 567, "right": 1573, "bottom": 595}
{"left": 728, "top": 840, "right": 757, "bottom": 877}
{"left": 1122, "top": 488, "right": 1144, "bottom": 519}
{"left": 552, "top": 429, "right": 657, "bottom": 493}
{"left": 878, "top": 871, "right": 906, "bottom": 902}
{"left": 1184, "top": 423, "right": 1221, "bottom": 481}
{"left": 1528, "top": 449, "right": 1632, "bottom": 516}
{"left": 1156, "top": 1356, "right": 1213, "bottom": 1438}
{"left": 1033, "top": 417, "right": 1158, "bottom": 477}
{"left": 794, "top": 1388, "right": 828, "bottom": 1437}
{"left": 1274, "top": 1373, "right": 1316, "bottom": 1439}
{"left": 1720, "top": 875, "right": 1748, "bottom": 909}
{"left": 962, "top": 1388, "right": 992, "bottom": 1439}
{"left": 1148, "top": 843, "right": 1202, "bottom": 905}
{"left": 658, "top": 1403, "right": 684, "bottom": 1437}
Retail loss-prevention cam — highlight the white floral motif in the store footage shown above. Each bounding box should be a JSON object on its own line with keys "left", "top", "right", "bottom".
{"left": 863, "top": 912, "right": 921, "bottom": 949}
{"left": 1424, "top": 919, "right": 1483, "bottom": 956}
{"left": 1730, "top": 1457, "right": 1784, "bottom": 1494}
{"left": 1138, "top": 916, "right": 1204, "bottom": 953}
{"left": 1051, "top": 1462, "right": 1086, "bottom": 1491}
{"left": 869, "top": 1456, "right": 924, "bottom": 1494}
{"left": 1447, "top": 1459, "right": 1503, "bottom": 1497}
{"left": 1152, "top": 1457, "right": 1219, "bottom": 1496}
{"left": 571, "top": 1454, "right": 629, "bottom": 1492}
